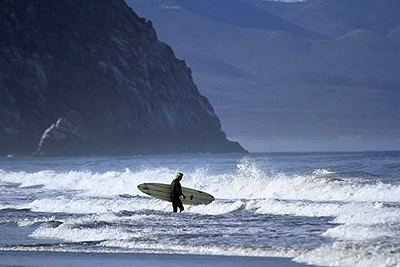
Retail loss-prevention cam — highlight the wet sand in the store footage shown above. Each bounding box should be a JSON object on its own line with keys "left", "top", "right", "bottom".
{"left": 0, "top": 251, "right": 316, "bottom": 267}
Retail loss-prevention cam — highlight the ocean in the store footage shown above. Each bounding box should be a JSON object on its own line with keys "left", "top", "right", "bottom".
{"left": 0, "top": 152, "right": 399, "bottom": 266}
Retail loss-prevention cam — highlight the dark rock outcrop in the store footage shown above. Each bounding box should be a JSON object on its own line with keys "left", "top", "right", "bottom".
{"left": 0, "top": 0, "right": 246, "bottom": 156}
{"left": 34, "top": 111, "right": 97, "bottom": 156}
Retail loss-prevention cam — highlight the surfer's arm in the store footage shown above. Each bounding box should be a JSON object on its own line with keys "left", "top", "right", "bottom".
{"left": 177, "top": 182, "right": 185, "bottom": 199}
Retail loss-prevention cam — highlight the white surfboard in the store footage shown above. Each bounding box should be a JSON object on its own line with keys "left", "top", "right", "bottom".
{"left": 137, "top": 183, "right": 215, "bottom": 205}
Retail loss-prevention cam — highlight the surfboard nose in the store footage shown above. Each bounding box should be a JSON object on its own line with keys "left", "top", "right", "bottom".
{"left": 137, "top": 183, "right": 149, "bottom": 190}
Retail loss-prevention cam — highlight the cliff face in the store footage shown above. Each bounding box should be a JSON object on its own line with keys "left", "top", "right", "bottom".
{"left": 0, "top": 0, "right": 245, "bottom": 155}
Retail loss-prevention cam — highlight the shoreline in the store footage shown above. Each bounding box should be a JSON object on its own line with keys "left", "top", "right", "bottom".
{"left": 0, "top": 250, "right": 316, "bottom": 267}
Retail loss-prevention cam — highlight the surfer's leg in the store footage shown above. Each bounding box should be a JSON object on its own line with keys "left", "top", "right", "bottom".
{"left": 172, "top": 198, "right": 178, "bottom": 212}
{"left": 178, "top": 199, "right": 184, "bottom": 213}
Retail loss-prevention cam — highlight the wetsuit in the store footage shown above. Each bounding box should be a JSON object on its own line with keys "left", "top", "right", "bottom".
{"left": 170, "top": 178, "right": 184, "bottom": 212}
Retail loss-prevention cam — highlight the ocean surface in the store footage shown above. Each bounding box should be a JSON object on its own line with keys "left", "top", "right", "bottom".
{"left": 0, "top": 152, "right": 399, "bottom": 266}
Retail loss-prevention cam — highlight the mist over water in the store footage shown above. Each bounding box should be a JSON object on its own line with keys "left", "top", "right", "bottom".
{"left": 0, "top": 152, "right": 399, "bottom": 266}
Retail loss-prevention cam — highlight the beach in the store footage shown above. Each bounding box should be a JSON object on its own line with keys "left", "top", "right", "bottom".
{"left": 0, "top": 251, "right": 315, "bottom": 267}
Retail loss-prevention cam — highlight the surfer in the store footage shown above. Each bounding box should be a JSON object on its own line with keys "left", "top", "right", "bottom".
{"left": 170, "top": 172, "right": 186, "bottom": 212}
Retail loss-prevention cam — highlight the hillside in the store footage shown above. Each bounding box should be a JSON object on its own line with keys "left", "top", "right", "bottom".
{"left": 127, "top": 0, "right": 400, "bottom": 151}
{"left": 0, "top": 0, "right": 245, "bottom": 155}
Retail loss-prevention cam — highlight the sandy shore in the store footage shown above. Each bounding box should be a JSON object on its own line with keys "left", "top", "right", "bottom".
{"left": 0, "top": 251, "right": 315, "bottom": 267}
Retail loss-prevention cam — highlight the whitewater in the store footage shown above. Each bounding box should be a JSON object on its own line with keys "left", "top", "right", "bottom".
{"left": 0, "top": 152, "right": 399, "bottom": 267}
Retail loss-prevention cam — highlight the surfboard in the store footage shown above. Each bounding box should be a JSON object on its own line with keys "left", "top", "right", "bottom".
{"left": 137, "top": 183, "right": 215, "bottom": 205}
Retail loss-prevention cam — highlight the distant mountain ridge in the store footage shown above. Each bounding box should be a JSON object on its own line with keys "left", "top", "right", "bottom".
{"left": 246, "top": 0, "right": 400, "bottom": 38}
{"left": 174, "top": 0, "right": 320, "bottom": 39}
{"left": 128, "top": 0, "right": 400, "bottom": 151}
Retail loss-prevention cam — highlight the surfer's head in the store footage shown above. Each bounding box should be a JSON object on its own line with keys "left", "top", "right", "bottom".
{"left": 176, "top": 172, "right": 183, "bottom": 180}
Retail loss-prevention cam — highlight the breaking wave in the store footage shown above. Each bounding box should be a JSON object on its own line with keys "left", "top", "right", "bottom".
{"left": 1, "top": 158, "right": 399, "bottom": 202}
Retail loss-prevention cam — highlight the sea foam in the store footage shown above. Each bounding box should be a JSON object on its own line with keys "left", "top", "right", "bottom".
{"left": 1, "top": 158, "right": 399, "bottom": 203}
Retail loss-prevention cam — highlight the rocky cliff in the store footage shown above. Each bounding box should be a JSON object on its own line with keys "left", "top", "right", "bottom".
{"left": 0, "top": 0, "right": 245, "bottom": 156}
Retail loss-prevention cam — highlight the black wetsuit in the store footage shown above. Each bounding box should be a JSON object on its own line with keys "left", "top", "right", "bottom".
{"left": 170, "top": 178, "right": 184, "bottom": 212}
